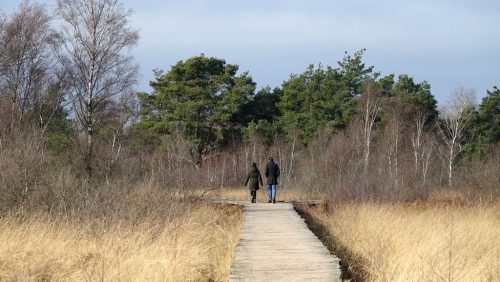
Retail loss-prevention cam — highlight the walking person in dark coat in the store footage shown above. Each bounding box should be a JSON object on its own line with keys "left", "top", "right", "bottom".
{"left": 265, "top": 157, "right": 280, "bottom": 203}
{"left": 245, "top": 162, "right": 263, "bottom": 203}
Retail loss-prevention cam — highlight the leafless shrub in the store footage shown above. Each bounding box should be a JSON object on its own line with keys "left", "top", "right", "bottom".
{"left": 0, "top": 128, "right": 49, "bottom": 213}
{"left": 453, "top": 145, "right": 500, "bottom": 201}
{"left": 290, "top": 85, "right": 497, "bottom": 203}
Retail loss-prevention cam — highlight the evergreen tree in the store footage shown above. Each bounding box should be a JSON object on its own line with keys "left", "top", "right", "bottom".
{"left": 467, "top": 86, "right": 500, "bottom": 157}
{"left": 237, "top": 86, "right": 282, "bottom": 125}
{"left": 279, "top": 50, "right": 373, "bottom": 144}
{"left": 137, "top": 55, "right": 256, "bottom": 161}
{"left": 392, "top": 74, "right": 438, "bottom": 122}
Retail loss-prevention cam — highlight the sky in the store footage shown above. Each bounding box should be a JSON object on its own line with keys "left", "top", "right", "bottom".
{"left": 1, "top": 0, "right": 499, "bottom": 105}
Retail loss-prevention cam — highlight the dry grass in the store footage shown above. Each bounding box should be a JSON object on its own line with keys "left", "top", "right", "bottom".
{"left": 0, "top": 203, "right": 242, "bottom": 281}
{"left": 300, "top": 202, "right": 500, "bottom": 282}
{"left": 211, "top": 186, "right": 323, "bottom": 203}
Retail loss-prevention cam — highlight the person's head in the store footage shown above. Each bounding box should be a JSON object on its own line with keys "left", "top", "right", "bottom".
{"left": 251, "top": 162, "right": 257, "bottom": 167}
{"left": 268, "top": 157, "right": 273, "bottom": 162}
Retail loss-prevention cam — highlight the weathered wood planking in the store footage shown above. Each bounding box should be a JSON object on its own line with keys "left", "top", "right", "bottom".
{"left": 229, "top": 202, "right": 341, "bottom": 282}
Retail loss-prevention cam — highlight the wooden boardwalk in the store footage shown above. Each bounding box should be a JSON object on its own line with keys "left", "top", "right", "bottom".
{"left": 229, "top": 202, "right": 341, "bottom": 281}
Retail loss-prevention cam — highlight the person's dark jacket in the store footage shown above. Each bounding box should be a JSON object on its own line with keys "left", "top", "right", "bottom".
{"left": 245, "top": 166, "right": 263, "bottom": 191}
{"left": 265, "top": 160, "right": 280, "bottom": 185}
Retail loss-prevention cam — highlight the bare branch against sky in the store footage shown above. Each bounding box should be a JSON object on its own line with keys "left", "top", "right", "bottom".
{"left": 1, "top": 0, "right": 498, "bottom": 104}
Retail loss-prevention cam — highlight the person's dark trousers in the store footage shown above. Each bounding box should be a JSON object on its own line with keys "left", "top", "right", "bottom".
{"left": 250, "top": 191, "right": 256, "bottom": 203}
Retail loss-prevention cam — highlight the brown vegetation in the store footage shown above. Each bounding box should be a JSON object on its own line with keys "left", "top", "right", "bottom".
{"left": 1, "top": 2, "right": 498, "bottom": 281}
{"left": 291, "top": 112, "right": 500, "bottom": 203}
{"left": 0, "top": 130, "right": 244, "bottom": 281}
{"left": 297, "top": 201, "right": 500, "bottom": 282}
{"left": 0, "top": 202, "right": 242, "bottom": 281}
{"left": 212, "top": 186, "right": 323, "bottom": 203}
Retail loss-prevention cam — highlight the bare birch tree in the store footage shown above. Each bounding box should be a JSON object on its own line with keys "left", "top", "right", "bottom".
{"left": 0, "top": 2, "right": 58, "bottom": 129}
{"left": 437, "top": 86, "right": 476, "bottom": 186}
{"left": 411, "top": 109, "right": 430, "bottom": 175}
{"left": 360, "top": 80, "right": 381, "bottom": 176}
{"left": 385, "top": 115, "right": 402, "bottom": 190}
{"left": 420, "top": 134, "right": 434, "bottom": 186}
{"left": 55, "top": 0, "right": 139, "bottom": 181}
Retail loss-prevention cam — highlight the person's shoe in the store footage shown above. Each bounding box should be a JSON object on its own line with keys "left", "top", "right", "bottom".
{"left": 268, "top": 199, "right": 272, "bottom": 203}
{"left": 272, "top": 199, "right": 276, "bottom": 204}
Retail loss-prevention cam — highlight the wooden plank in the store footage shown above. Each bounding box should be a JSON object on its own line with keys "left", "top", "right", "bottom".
{"left": 228, "top": 202, "right": 341, "bottom": 282}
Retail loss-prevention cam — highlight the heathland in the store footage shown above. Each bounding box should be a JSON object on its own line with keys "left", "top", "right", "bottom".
{"left": 1, "top": 1, "right": 499, "bottom": 281}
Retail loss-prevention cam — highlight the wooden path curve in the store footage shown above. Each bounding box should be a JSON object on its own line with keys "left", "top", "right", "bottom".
{"left": 228, "top": 202, "right": 342, "bottom": 281}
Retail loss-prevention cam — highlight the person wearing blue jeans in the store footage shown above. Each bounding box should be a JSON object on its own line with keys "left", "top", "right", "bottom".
{"left": 267, "top": 184, "right": 277, "bottom": 203}
{"left": 265, "top": 157, "right": 280, "bottom": 203}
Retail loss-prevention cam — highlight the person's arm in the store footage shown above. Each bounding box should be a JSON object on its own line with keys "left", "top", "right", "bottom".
{"left": 244, "top": 173, "right": 250, "bottom": 186}
{"left": 258, "top": 172, "right": 263, "bottom": 186}
{"left": 265, "top": 164, "right": 269, "bottom": 177}
{"left": 276, "top": 165, "right": 280, "bottom": 178}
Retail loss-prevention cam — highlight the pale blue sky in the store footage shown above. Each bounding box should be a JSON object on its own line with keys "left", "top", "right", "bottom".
{"left": 2, "top": 0, "right": 499, "bottom": 104}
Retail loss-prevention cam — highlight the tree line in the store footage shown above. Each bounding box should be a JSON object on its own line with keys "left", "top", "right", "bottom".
{"left": 1, "top": 1, "right": 498, "bottom": 204}
{"left": 134, "top": 51, "right": 498, "bottom": 188}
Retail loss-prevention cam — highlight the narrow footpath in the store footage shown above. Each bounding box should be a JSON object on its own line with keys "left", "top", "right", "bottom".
{"left": 229, "top": 202, "right": 341, "bottom": 282}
